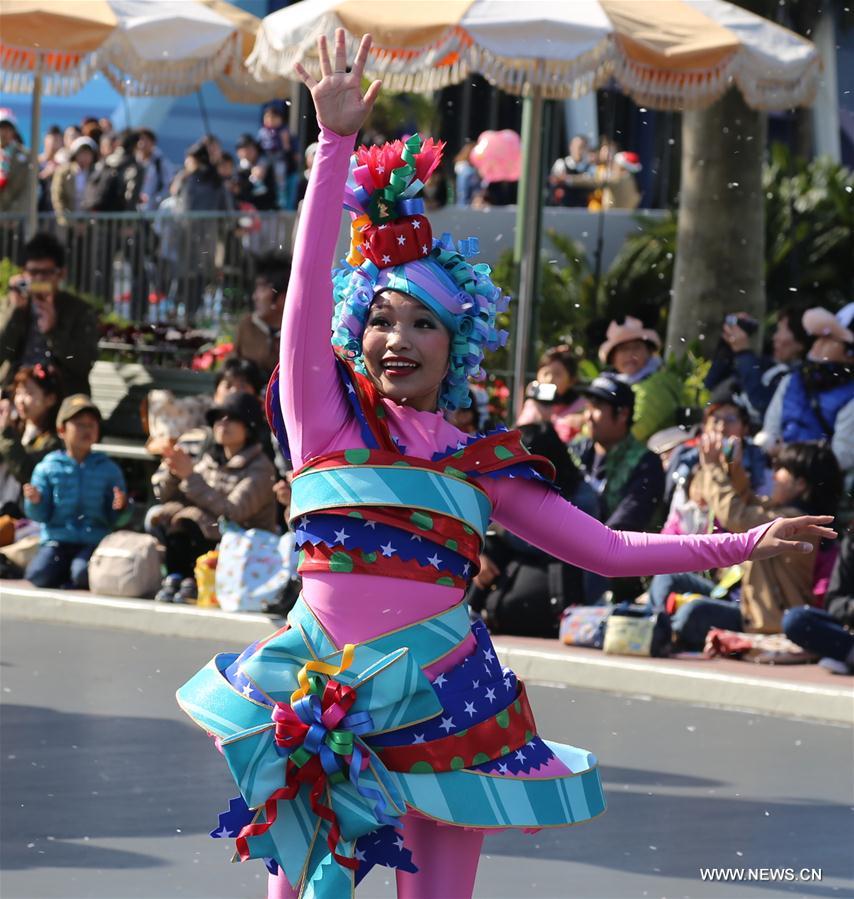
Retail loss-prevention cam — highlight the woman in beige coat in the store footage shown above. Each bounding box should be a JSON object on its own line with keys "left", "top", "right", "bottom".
{"left": 148, "top": 392, "right": 277, "bottom": 584}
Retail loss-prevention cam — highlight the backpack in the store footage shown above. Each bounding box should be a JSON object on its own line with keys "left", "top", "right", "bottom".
{"left": 88, "top": 532, "right": 162, "bottom": 598}
{"left": 82, "top": 164, "right": 122, "bottom": 212}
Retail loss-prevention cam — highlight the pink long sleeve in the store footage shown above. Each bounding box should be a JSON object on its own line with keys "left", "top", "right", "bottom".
{"left": 485, "top": 477, "right": 771, "bottom": 577}
{"left": 279, "top": 127, "right": 359, "bottom": 468}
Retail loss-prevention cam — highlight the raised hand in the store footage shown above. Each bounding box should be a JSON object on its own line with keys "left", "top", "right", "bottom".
{"left": 112, "top": 486, "right": 128, "bottom": 512}
{"left": 23, "top": 483, "right": 42, "bottom": 505}
{"left": 293, "top": 30, "right": 382, "bottom": 136}
{"left": 749, "top": 515, "right": 837, "bottom": 561}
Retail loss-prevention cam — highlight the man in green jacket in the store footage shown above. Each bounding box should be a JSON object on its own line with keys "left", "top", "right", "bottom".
{"left": 0, "top": 232, "right": 99, "bottom": 396}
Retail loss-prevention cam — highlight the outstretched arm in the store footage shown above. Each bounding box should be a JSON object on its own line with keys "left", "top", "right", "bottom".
{"left": 486, "top": 476, "right": 835, "bottom": 578}
{"left": 280, "top": 32, "right": 382, "bottom": 465}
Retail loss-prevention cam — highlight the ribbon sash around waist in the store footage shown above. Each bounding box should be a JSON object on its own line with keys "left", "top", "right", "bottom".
{"left": 290, "top": 464, "right": 492, "bottom": 540}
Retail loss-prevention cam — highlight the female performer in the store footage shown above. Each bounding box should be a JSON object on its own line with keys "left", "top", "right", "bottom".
{"left": 178, "top": 33, "right": 834, "bottom": 899}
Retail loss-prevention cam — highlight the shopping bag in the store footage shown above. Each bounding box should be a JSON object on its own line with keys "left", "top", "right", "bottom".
{"left": 214, "top": 522, "right": 294, "bottom": 613}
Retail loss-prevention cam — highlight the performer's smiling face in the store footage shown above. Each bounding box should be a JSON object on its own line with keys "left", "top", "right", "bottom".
{"left": 362, "top": 290, "right": 450, "bottom": 412}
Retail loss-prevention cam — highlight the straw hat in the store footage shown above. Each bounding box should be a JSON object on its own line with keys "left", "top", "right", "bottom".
{"left": 598, "top": 316, "right": 662, "bottom": 364}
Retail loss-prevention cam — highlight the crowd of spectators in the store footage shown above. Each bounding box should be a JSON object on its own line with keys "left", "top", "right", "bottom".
{"left": 0, "top": 102, "right": 303, "bottom": 219}
{"left": 0, "top": 221, "right": 852, "bottom": 674}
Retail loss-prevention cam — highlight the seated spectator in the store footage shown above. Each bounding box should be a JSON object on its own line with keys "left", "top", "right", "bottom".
{"left": 235, "top": 134, "right": 278, "bottom": 211}
{"left": 234, "top": 252, "right": 291, "bottom": 380}
{"left": 0, "top": 232, "right": 100, "bottom": 395}
{"left": 664, "top": 389, "right": 771, "bottom": 511}
{"left": 599, "top": 316, "right": 682, "bottom": 444}
{"left": 761, "top": 306, "right": 854, "bottom": 472}
{"left": 454, "top": 142, "right": 481, "bottom": 207}
{"left": 23, "top": 395, "right": 127, "bottom": 589}
{"left": 705, "top": 306, "right": 808, "bottom": 422}
{"left": 154, "top": 357, "right": 267, "bottom": 464}
{"left": 666, "top": 438, "right": 841, "bottom": 649}
{"left": 516, "top": 343, "right": 587, "bottom": 444}
{"left": 468, "top": 422, "right": 598, "bottom": 635}
{"left": 784, "top": 526, "right": 854, "bottom": 674}
{"left": 147, "top": 393, "right": 277, "bottom": 587}
{"left": 548, "top": 134, "right": 592, "bottom": 207}
{"left": 50, "top": 136, "right": 98, "bottom": 225}
{"left": 571, "top": 375, "right": 665, "bottom": 530}
{"left": 0, "top": 364, "right": 63, "bottom": 514}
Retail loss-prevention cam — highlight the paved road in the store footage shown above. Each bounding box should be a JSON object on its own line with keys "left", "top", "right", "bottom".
{"left": 1, "top": 616, "right": 852, "bottom": 899}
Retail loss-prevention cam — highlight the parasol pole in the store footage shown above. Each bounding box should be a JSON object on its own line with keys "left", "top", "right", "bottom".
{"left": 511, "top": 83, "right": 544, "bottom": 421}
{"left": 26, "top": 64, "right": 43, "bottom": 238}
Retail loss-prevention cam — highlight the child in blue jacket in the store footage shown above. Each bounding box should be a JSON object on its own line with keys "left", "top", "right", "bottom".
{"left": 23, "top": 395, "right": 127, "bottom": 589}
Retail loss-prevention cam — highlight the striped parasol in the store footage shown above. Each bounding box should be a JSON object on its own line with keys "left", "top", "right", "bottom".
{"left": 0, "top": 0, "right": 275, "bottom": 98}
{"left": 249, "top": 0, "right": 819, "bottom": 111}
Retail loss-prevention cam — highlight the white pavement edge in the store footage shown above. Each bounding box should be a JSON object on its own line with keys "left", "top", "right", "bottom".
{"left": 1, "top": 585, "right": 852, "bottom": 725}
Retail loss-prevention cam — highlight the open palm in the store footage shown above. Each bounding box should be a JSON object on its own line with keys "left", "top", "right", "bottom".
{"left": 294, "top": 30, "right": 382, "bottom": 137}
{"left": 749, "top": 515, "right": 837, "bottom": 561}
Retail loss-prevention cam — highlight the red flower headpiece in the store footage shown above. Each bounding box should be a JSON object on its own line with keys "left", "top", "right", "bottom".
{"left": 344, "top": 135, "right": 445, "bottom": 269}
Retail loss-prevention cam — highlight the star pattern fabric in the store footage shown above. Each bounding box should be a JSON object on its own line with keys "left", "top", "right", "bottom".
{"left": 354, "top": 825, "right": 418, "bottom": 885}
{"left": 369, "top": 621, "right": 515, "bottom": 746}
{"left": 295, "top": 514, "right": 471, "bottom": 578}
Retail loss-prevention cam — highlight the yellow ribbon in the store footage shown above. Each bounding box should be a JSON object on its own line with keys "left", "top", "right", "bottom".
{"left": 290, "top": 643, "right": 356, "bottom": 704}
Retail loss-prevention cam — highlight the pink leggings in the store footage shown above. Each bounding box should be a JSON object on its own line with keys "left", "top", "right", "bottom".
{"left": 266, "top": 813, "right": 484, "bottom": 898}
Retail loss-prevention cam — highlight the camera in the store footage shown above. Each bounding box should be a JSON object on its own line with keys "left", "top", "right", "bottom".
{"left": 725, "top": 314, "right": 759, "bottom": 336}
{"left": 525, "top": 381, "right": 558, "bottom": 403}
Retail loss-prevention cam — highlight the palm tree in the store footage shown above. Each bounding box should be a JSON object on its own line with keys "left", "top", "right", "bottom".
{"left": 666, "top": 89, "right": 767, "bottom": 357}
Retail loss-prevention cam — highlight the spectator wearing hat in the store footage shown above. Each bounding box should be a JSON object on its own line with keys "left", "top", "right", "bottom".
{"left": 148, "top": 392, "right": 277, "bottom": 581}
{"left": 1, "top": 232, "right": 100, "bottom": 396}
{"left": 516, "top": 343, "right": 588, "bottom": 444}
{"left": 705, "top": 305, "right": 809, "bottom": 423}
{"left": 570, "top": 374, "right": 665, "bottom": 533}
{"left": 760, "top": 306, "right": 854, "bottom": 472}
{"left": 50, "top": 135, "right": 98, "bottom": 225}
{"left": 570, "top": 374, "right": 665, "bottom": 601}
{"left": 235, "top": 133, "right": 278, "bottom": 211}
{"left": 234, "top": 252, "right": 291, "bottom": 381}
{"left": 0, "top": 108, "right": 28, "bottom": 214}
{"left": 603, "top": 151, "right": 642, "bottom": 210}
{"left": 599, "top": 316, "right": 682, "bottom": 444}
{"left": 22, "top": 394, "right": 127, "bottom": 589}
{"left": 586, "top": 139, "right": 641, "bottom": 211}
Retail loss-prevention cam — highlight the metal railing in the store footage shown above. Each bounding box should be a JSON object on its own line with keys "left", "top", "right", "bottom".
{"left": 0, "top": 211, "right": 296, "bottom": 325}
